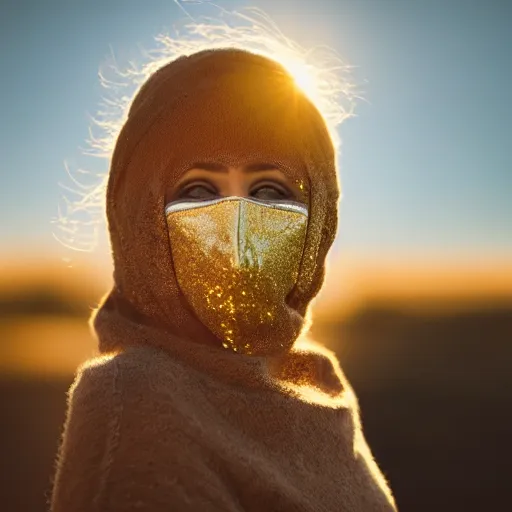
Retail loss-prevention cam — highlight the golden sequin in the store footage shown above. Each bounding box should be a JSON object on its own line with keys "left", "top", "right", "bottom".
{"left": 166, "top": 198, "right": 308, "bottom": 354}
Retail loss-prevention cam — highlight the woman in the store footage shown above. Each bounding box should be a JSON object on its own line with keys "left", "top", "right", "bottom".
{"left": 51, "top": 48, "right": 397, "bottom": 511}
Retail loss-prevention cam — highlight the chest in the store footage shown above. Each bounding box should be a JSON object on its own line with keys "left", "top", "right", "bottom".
{"left": 144, "top": 377, "right": 394, "bottom": 512}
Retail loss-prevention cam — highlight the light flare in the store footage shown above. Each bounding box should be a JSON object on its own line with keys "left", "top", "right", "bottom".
{"left": 54, "top": 4, "right": 357, "bottom": 253}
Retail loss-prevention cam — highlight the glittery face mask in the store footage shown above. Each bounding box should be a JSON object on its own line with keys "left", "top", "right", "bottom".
{"left": 165, "top": 196, "right": 308, "bottom": 354}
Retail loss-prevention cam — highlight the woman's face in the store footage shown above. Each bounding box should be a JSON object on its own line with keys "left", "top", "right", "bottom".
{"left": 165, "top": 163, "right": 305, "bottom": 205}
{"left": 164, "top": 160, "right": 309, "bottom": 354}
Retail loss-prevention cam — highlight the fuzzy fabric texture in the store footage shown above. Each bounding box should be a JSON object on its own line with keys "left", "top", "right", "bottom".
{"left": 51, "top": 316, "right": 397, "bottom": 512}
{"left": 51, "top": 48, "right": 398, "bottom": 511}
{"left": 97, "top": 48, "right": 339, "bottom": 353}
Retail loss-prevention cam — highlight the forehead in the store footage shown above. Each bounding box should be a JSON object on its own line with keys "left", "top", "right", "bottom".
{"left": 117, "top": 56, "right": 330, "bottom": 206}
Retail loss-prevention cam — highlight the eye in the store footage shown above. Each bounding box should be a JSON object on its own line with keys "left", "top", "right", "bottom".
{"left": 251, "top": 182, "right": 292, "bottom": 201}
{"left": 178, "top": 182, "right": 218, "bottom": 201}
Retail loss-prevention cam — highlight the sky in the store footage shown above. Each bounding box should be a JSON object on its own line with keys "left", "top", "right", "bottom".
{"left": 1, "top": 0, "right": 511, "bottom": 268}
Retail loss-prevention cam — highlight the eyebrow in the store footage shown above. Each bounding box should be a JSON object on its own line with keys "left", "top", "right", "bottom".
{"left": 190, "top": 162, "right": 280, "bottom": 173}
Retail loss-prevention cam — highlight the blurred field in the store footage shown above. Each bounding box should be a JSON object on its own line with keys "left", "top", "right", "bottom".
{"left": 1, "top": 256, "right": 511, "bottom": 511}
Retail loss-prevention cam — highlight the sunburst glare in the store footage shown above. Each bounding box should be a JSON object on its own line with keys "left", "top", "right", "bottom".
{"left": 53, "top": 5, "right": 357, "bottom": 253}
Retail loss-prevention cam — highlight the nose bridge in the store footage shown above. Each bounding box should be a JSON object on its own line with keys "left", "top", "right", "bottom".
{"left": 234, "top": 198, "right": 252, "bottom": 269}
{"left": 225, "top": 166, "right": 247, "bottom": 197}
{"left": 233, "top": 198, "right": 242, "bottom": 268}
{"left": 237, "top": 198, "right": 255, "bottom": 269}
{"left": 238, "top": 199, "right": 261, "bottom": 269}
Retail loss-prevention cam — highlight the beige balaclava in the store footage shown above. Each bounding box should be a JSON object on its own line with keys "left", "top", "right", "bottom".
{"left": 52, "top": 49, "right": 398, "bottom": 512}
{"left": 93, "top": 48, "right": 339, "bottom": 358}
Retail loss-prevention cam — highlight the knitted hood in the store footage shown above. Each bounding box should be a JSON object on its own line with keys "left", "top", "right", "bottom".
{"left": 93, "top": 48, "right": 339, "bottom": 356}
{"left": 52, "top": 49, "right": 398, "bottom": 512}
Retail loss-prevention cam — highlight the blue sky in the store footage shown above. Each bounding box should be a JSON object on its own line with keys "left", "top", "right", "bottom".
{"left": 1, "top": 0, "right": 511, "bottom": 264}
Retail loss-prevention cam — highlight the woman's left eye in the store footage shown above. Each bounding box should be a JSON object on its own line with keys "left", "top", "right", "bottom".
{"left": 251, "top": 185, "right": 290, "bottom": 201}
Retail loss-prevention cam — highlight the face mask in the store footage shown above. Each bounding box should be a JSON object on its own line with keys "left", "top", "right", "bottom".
{"left": 165, "top": 196, "right": 308, "bottom": 354}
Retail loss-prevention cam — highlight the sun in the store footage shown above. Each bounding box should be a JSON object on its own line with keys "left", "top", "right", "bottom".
{"left": 282, "top": 59, "right": 318, "bottom": 101}
{"left": 60, "top": 7, "right": 355, "bottom": 252}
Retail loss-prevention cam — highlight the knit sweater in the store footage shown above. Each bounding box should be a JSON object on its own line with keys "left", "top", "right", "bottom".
{"left": 51, "top": 317, "right": 397, "bottom": 511}
{"left": 51, "top": 48, "right": 397, "bottom": 511}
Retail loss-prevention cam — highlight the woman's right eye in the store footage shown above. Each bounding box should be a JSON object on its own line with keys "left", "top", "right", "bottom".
{"left": 179, "top": 184, "right": 218, "bottom": 200}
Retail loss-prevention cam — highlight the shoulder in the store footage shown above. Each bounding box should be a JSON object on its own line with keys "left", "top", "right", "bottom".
{"left": 78, "top": 344, "right": 179, "bottom": 379}
{"left": 71, "top": 344, "right": 204, "bottom": 424}
{"left": 53, "top": 348, "right": 197, "bottom": 511}
{"left": 65, "top": 344, "right": 196, "bottom": 436}
{"left": 73, "top": 345, "right": 185, "bottom": 397}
